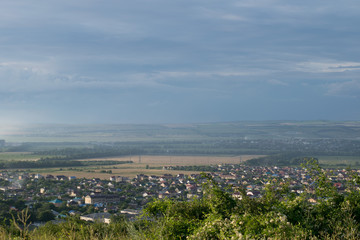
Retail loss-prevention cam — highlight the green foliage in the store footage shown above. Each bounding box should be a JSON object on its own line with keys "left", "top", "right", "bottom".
{"left": 135, "top": 159, "right": 360, "bottom": 239}
{"left": 205, "top": 186, "right": 236, "bottom": 218}
{"left": 140, "top": 197, "right": 211, "bottom": 239}
{"left": 32, "top": 216, "right": 129, "bottom": 240}
{"left": 36, "top": 210, "right": 55, "bottom": 222}
{"left": 246, "top": 153, "right": 312, "bottom": 166}
{"left": 0, "top": 159, "right": 132, "bottom": 169}
{"left": 3, "top": 158, "right": 360, "bottom": 239}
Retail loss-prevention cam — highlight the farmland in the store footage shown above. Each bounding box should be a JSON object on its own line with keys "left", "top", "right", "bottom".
{"left": 26, "top": 155, "right": 263, "bottom": 179}
{"left": 17, "top": 154, "right": 360, "bottom": 179}
{"left": 0, "top": 122, "right": 360, "bottom": 239}
{"left": 0, "top": 152, "right": 44, "bottom": 161}
{"left": 77, "top": 155, "right": 260, "bottom": 166}
{"left": 0, "top": 121, "right": 359, "bottom": 177}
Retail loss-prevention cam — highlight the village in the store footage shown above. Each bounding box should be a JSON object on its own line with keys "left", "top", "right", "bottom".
{"left": 0, "top": 163, "right": 358, "bottom": 225}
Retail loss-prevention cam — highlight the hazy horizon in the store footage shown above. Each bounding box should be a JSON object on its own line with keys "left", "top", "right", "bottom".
{"left": 1, "top": 1, "right": 359, "bottom": 125}
{"left": 1, "top": 120, "right": 360, "bottom": 143}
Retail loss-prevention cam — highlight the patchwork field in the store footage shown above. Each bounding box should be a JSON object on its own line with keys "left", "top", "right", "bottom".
{"left": 79, "top": 155, "right": 262, "bottom": 166}
{"left": 29, "top": 155, "right": 263, "bottom": 179}
{"left": 2, "top": 121, "right": 359, "bottom": 178}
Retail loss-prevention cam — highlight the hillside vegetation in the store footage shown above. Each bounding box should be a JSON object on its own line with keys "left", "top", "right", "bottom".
{"left": 2, "top": 159, "right": 360, "bottom": 239}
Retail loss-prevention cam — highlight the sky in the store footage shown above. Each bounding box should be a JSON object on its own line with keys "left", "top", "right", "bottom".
{"left": 0, "top": 0, "right": 359, "bottom": 124}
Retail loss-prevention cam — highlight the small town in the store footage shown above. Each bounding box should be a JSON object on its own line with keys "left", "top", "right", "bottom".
{"left": 0, "top": 162, "right": 358, "bottom": 227}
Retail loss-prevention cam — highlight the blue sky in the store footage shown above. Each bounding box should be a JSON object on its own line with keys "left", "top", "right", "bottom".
{"left": 0, "top": 0, "right": 359, "bottom": 124}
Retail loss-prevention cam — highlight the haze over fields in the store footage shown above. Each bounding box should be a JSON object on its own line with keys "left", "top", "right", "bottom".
{"left": 0, "top": 1, "right": 359, "bottom": 124}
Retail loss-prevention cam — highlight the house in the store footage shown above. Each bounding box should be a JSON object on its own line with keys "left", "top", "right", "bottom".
{"left": 120, "top": 209, "right": 141, "bottom": 215}
{"left": 142, "top": 192, "right": 155, "bottom": 198}
{"left": 68, "top": 190, "right": 77, "bottom": 197}
{"left": 186, "top": 184, "right": 196, "bottom": 191}
{"left": 220, "top": 174, "right": 236, "bottom": 180}
{"left": 18, "top": 175, "right": 28, "bottom": 180}
{"left": 45, "top": 175, "right": 55, "bottom": 180}
{"left": 34, "top": 174, "right": 44, "bottom": 179}
{"left": 158, "top": 192, "right": 169, "bottom": 199}
{"left": 187, "top": 193, "right": 200, "bottom": 199}
{"left": 232, "top": 192, "right": 242, "bottom": 200}
{"left": 149, "top": 175, "right": 159, "bottom": 181}
{"left": 84, "top": 194, "right": 121, "bottom": 205}
{"left": 49, "top": 199, "right": 63, "bottom": 207}
{"left": 110, "top": 176, "right": 129, "bottom": 182}
{"left": 56, "top": 175, "right": 68, "bottom": 181}
{"left": 68, "top": 210, "right": 81, "bottom": 216}
{"left": 80, "top": 212, "right": 112, "bottom": 224}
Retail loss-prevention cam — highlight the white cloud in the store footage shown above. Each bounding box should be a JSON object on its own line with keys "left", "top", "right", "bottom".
{"left": 296, "top": 61, "right": 360, "bottom": 73}
{"left": 0, "top": 61, "right": 170, "bottom": 93}
{"left": 0, "top": 61, "right": 104, "bottom": 92}
{"left": 147, "top": 69, "right": 275, "bottom": 81}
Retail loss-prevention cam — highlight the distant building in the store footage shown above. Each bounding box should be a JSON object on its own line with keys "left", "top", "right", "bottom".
{"left": 67, "top": 197, "right": 83, "bottom": 206}
{"left": 46, "top": 174, "right": 55, "bottom": 180}
{"left": 84, "top": 194, "right": 121, "bottom": 205}
{"left": 80, "top": 212, "right": 111, "bottom": 224}
{"left": 110, "top": 176, "right": 129, "bottom": 183}
{"left": 49, "top": 199, "right": 63, "bottom": 207}
{"left": 34, "top": 174, "right": 44, "bottom": 179}
{"left": 56, "top": 175, "right": 68, "bottom": 181}
{"left": 18, "top": 174, "right": 29, "bottom": 180}
{"left": 120, "top": 209, "right": 141, "bottom": 216}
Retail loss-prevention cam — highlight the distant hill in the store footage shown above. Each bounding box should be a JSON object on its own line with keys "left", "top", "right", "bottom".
{"left": 1, "top": 121, "right": 360, "bottom": 142}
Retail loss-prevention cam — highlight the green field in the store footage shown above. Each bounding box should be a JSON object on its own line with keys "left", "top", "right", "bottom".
{"left": 0, "top": 121, "right": 359, "bottom": 173}
{"left": 316, "top": 155, "right": 360, "bottom": 167}
{"left": 0, "top": 152, "right": 43, "bottom": 161}
{"left": 27, "top": 155, "right": 261, "bottom": 179}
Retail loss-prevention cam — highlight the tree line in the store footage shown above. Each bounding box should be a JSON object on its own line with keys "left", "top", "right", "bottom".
{"left": 0, "top": 159, "right": 132, "bottom": 169}
{"left": 244, "top": 152, "right": 317, "bottom": 166}
{"left": 5, "top": 138, "right": 360, "bottom": 158}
